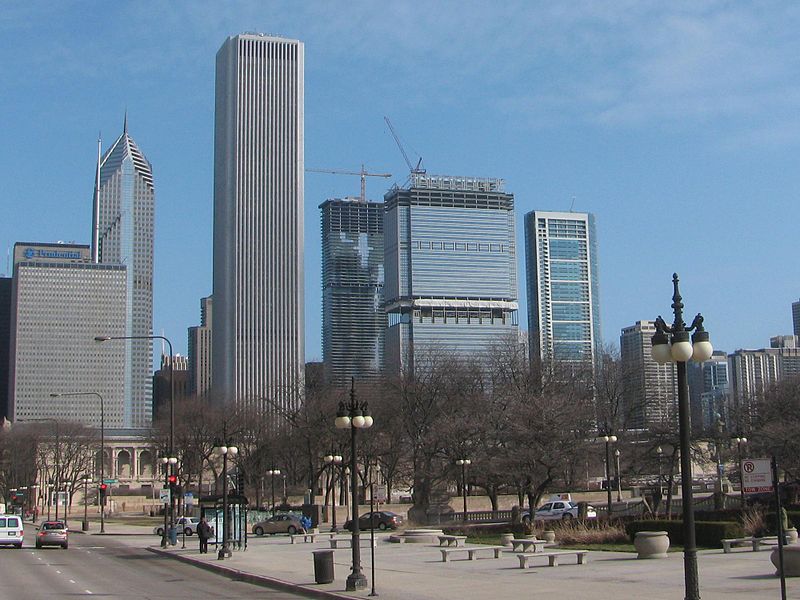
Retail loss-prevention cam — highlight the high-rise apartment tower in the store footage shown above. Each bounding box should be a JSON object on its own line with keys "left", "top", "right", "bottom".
{"left": 384, "top": 174, "right": 518, "bottom": 374}
{"left": 524, "top": 211, "right": 601, "bottom": 365}
{"left": 321, "top": 198, "right": 384, "bottom": 385}
{"left": 95, "top": 119, "right": 154, "bottom": 428}
{"left": 188, "top": 296, "right": 213, "bottom": 398}
{"left": 212, "top": 34, "right": 305, "bottom": 411}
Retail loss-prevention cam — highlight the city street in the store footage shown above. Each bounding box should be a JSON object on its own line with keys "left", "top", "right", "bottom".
{"left": 0, "top": 524, "right": 311, "bottom": 599}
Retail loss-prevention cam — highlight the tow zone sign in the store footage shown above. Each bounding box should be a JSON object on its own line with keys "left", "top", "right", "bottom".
{"left": 742, "top": 459, "right": 773, "bottom": 493}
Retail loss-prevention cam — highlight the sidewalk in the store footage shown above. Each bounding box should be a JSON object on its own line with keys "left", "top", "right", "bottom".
{"left": 143, "top": 531, "right": 798, "bottom": 600}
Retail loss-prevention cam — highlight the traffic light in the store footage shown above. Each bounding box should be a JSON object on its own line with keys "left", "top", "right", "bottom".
{"left": 167, "top": 474, "right": 177, "bottom": 486}
{"left": 99, "top": 483, "right": 108, "bottom": 506}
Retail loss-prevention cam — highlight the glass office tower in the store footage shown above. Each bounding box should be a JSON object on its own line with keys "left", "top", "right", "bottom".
{"left": 384, "top": 174, "right": 519, "bottom": 375}
{"left": 524, "top": 211, "right": 601, "bottom": 365}
{"left": 321, "top": 198, "right": 384, "bottom": 385}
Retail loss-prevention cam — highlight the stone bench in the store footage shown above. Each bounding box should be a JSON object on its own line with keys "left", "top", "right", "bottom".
{"left": 517, "top": 550, "right": 589, "bottom": 568}
{"left": 510, "top": 538, "right": 546, "bottom": 553}
{"left": 437, "top": 535, "right": 468, "bottom": 547}
{"left": 329, "top": 536, "right": 377, "bottom": 549}
{"left": 720, "top": 536, "right": 785, "bottom": 553}
{"left": 289, "top": 532, "right": 336, "bottom": 544}
{"left": 440, "top": 545, "right": 505, "bottom": 562}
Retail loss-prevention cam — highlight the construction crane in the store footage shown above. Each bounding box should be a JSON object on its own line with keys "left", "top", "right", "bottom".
{"left": 384, "top": 116, "right": 425, "bottom": 175}
{"left": 305, "top": 164, "right": 392, "bottom": 202}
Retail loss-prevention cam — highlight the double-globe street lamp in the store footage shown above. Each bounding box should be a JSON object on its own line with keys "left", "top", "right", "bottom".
{"left": 600, "top": 434, "right": 617, "bottom": 514}
{"left": 323, "top": 454, "right": 343, "bottom": 532}
{"left": 214, "top": 439, "right": 238, "bottom": 560}
{"left": 266, "top": 468, "right": 281, "bottom": 512}
{"left": 455, "top": 459, "right": 471, "bottom": 522}
{"left": 733, "top": 435, "right": 748, "bottom": 507}
{"left": 95, "top": 334, "right": 175, "bottom": 540}
{"left": 335, "top": 379, "right": 374, "bottom": 592}
{"left": 650, "top": 273, "right": 713, "bottom": 600}
{"left": 50, "top": 392, "right": 105, "bottom": 533}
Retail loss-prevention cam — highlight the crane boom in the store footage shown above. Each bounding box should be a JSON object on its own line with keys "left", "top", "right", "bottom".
{"left": 306, "top": 165, "right": 391, "bottom": 202}
{"left": 384, "top": 116, "right": 425, "bottom": 175}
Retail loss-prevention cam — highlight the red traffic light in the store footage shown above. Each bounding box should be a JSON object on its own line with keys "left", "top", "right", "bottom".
{"left": 167, "top": 475, "right": 177, "bottom": 485}
{"left": 99, "top": 483, "right": 108, "bottom": 491}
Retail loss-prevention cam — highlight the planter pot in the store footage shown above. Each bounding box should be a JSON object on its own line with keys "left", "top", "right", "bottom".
{"left": 500, "top": 533, "right": 514, "bottom": 547}
{"left": 786, "top": 528, "right": 798, "bottom": 545}
{"left": 542, "top": 530, "right": 556, "bottom": 543}
{"left": 771, "top": 544, "right": 800, "bottom": 576}
{"left": 634, "top": 531, "right": 669, "bottom": 559}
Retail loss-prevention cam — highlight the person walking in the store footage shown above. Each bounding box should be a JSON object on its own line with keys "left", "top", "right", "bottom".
{"left": 197, "top": 516, "right": 211, "bottom": 554}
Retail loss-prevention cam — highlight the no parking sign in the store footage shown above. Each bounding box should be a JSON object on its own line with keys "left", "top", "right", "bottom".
{"left": 742, "top": 458, "right": 773, "bottom": 493}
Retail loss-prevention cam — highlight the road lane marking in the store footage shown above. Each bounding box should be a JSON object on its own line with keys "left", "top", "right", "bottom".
{"left": 56, "top": 570, "right": 61, "bottom": 574}
{"left": 85, "top": 591, "right": 93, "bottom": 595}
{"left": 70, "top": 580, "right": 76, "bottom": 584}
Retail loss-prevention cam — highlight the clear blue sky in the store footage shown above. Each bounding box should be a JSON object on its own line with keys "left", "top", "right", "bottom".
{"left": 2, "top": 2, "right": 799, "bottom": 362}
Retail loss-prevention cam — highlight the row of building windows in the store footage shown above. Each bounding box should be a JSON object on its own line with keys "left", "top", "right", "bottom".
{"left": 411, "top": 241, "right": 508, "bottom": 252}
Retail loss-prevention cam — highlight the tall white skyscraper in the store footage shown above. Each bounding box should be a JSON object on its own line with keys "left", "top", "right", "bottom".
{"left": 524, "top": 211, "right": 601, "bottom": 366}
{"left": 96, "top": 119, "right": 154, "bottom": 428}
{"left": 212, "top": 34, "right": 305, "bottom": 412}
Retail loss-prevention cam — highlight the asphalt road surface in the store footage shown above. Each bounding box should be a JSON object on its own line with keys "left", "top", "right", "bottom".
{"left": 1, "top": 525, "right": 313, "bottom": 599}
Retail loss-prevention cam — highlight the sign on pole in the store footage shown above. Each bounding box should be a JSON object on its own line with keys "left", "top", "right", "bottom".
{"left": 374, "top": 484, "right": 387, "bottom": 503}
{"left": 159, "top": 488, "right": 171, "bottom": 504}
{"left": 184, "top": 492, "right": 194, "bottom": 506}
{"left": 742, "top": 458, "right": 773, "bottom": 493}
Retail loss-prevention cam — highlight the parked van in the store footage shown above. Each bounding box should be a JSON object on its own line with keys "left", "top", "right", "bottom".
{"left": 0, "top": 514, "right": 24, "bottom": 548}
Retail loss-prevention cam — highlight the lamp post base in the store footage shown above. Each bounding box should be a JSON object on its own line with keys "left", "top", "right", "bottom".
{"left": 346, "top": 571, "right": 368, "bottom": 591}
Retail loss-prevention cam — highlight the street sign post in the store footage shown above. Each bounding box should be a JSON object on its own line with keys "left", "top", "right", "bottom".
{"left": 184, "top": 492, "right": 194, "bottom": 507}
{"left": 159, "top": 488, "right": 171, "bottom": 504}
{"left": 742, "top": 458, "right": 773, "bottom": 493}
{"left": 374, "top": 484, "right": 387, "bottom": 503}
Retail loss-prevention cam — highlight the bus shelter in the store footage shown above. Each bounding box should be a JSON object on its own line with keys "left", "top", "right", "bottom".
{"left": 199, "top": 494, "right": 248, "bottom": 551}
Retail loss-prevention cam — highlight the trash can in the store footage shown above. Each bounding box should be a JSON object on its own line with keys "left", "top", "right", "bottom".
{"left": 313, "top": 549, "right": 335, "bottom": 584}
{"left": 168, "top": 526, "right": 178, "bottom": 546}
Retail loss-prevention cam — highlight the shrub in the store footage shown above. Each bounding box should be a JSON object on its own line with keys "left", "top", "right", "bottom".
{"left": 549, "top": 520, "right": 628, "bottom": 545}
{"left": 626, "top": 520, "right": 744, "bottom": 548}
{"left": 741, "top": 507, "right": 768, "bottom": 537}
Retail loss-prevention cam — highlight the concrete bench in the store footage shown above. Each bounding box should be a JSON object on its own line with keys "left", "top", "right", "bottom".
{"left": 289, "top": 532, "right": 336, "bottom": 544}
{"left": 330, "top": 536, "right": 377, "bottom": 549}
{"left": 510, "top": 538, "right": 546, "bottom": 553}
{"left": 440, "top": 545, "right": 505, "bottom": 562}
{"left": 517, "top": 550, "right": 589, "bottom": 568}
{"left": 437, "top": 535, "right": 468, "bottom": 547}
{"left": 720, "top": 536, "right": 784, "bottom": 553}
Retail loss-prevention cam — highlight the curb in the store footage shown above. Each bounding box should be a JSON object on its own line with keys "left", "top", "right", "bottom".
{"left": 147, "top": 546, "right": 359, "bottom": 600}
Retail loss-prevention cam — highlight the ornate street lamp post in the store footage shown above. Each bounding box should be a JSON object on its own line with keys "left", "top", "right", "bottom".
{"left": 455, "top": 459, "right": 471, "bottom": 521}
{"left": 733, "top": 436, "right": 748, "bottom": 507}
{"left": 81, "top": 475, "right": 92, "bottom": 530}
{"left": 335, "top": 379, "right": 374, "bottom": 592}
{"left": 214, "top": 438, "right": 238, "bottom": 559}
{"left": 601, "top": 434, "right": 617, "bottom": 514}
{"left": 614, "top": 449, "right": 622, "bottom": 502}
{"left": 267, "top": 468, "right": 281, "bottom": 512}
{"left": 324, "top": 454, "right": 343, "bottom": 531}
{"left": 651, "top": 273, "right": 713, "bottom": 600}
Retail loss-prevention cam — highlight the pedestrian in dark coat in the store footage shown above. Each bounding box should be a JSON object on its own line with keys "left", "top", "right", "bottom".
{"left": 197, "top": 517, "right": 212, "bottom": 554}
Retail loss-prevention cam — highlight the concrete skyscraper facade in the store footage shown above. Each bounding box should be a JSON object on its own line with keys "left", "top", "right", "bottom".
{"left": 321, "top": 198, "right": 384, "bottom": 385}
{"left": 95, "top": 119, "right": 155, "bottom": 428}
{"left": 8, "top": 243, "right": 127, "bottom": 427}
{"left": 620, "top": 320, "right": 678, "bottom": 429}
{"left": 384, "top": 174, "right": 518, "bottom": 374}
{"left": 188, "top": 296, "right": 213, "bottom": 398}
{"left": 525, "top": 211, "right": 601, "bottom": 365}
{"left": 212, "top": 34, "right": 305, "bottom": 411}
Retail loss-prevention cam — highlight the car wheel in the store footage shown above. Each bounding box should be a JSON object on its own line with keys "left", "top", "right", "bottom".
{"left": 254, "top": 526, "right": 264, "bottom": 536}
{"left": 62, "top": 543, "right": 68, "bottom": 549}
{"left": 184, "top": 527, "right": 193, "bottom": 536}
{"left": 287, "top": 525, "right": 297, "bottom": 535}
{"left": 16, "top": 543, "right": 23, "bottom": 549}
{"left": 562, "top": 513, "right": 574, "bottom": 520}
{"left": 378, "top": 522, "right": 387, "bottom": 531}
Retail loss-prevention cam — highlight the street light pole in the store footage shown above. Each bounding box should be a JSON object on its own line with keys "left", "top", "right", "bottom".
{"left": 96, "top": 334, "right": 175, "bottom": 536}
{"left": 733, "top": 436, "right": 748, "bottom": 507}
{"left": 335, "top": 378, "right": 374, "bottom": 592}
{"left": 614, "top": 449, "right": 622, "bottom": 502}
{"left": 267, "top": 469, "right": 281, "bottom": 512}
{"left": 601, "top": 434, "right": 617, "bottom": 514}
{"left": 455, "top": 459, "right": 471, "bottom": 521}
{"left": 324, "top": 454, "right": 343, "bottom": 532}
{"left": 214, "top": 437, "right": 238, "bottom": 560}
{"left": 651, "top": 273, "right": 713, "bottom": 600}
{"left": 50, "top": 392, "right": 105, "bottom": 532}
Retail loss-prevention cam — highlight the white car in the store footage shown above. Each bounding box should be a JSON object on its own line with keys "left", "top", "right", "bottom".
{"left": 522, "top": 501, "right": 597, "bottom": 522}
{"left": 0, "top": 514, "right": 24, "bottom": 548}
{"left": 154, "top": 516, "right": 199, "bottom": 536}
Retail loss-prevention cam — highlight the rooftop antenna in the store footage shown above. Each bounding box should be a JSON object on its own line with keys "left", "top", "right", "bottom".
{"left": 91, "top": 133, "right": 102, "bottom": 263}
{"left": 569, "top": 196, "right": 576, "bottom": 212}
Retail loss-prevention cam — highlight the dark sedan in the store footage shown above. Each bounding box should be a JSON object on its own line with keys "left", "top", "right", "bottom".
{"left": 344, "top": 510, "right": 404, "bottom": 531}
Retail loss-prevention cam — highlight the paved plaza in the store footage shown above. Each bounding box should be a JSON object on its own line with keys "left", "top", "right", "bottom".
{"left": 96, "top": 523, "right": 798, "bottom": 600}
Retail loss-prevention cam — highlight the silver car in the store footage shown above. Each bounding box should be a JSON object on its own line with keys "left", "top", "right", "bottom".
{"left": 252, "top": 514, "right": 306, "bottom": 536}
{"left": 36, "top": 521, "right": 68, "bottom": 549}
